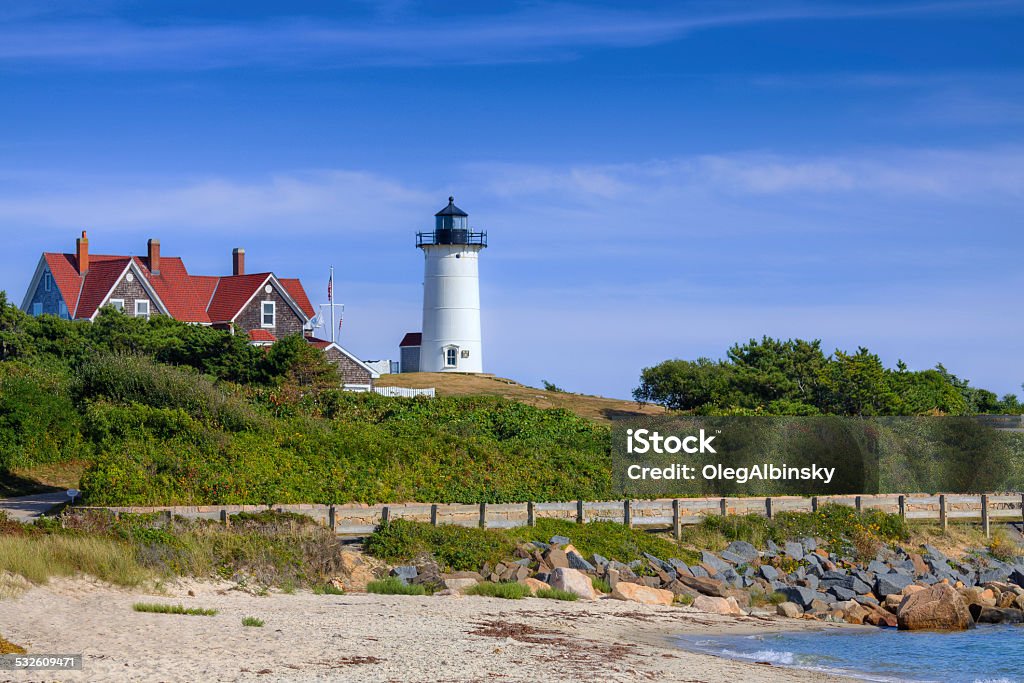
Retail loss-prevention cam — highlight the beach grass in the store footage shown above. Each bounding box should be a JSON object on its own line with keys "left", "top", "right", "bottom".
{"left": 242, "top": 616, "right": 264, "bottom": 627}
{"left": 132, "top": 602, "right": 217, "bottom": 616}
{"left": 590, "top": 576, "right": 610, "bottom": 593}
{"left": 366, "top": 577, "right": 426, "bottom": 596}
{"left": 0, "top": 634, "right": 26, "bottom": 655}
{"left": 0, "top": 534, "right": 151, "bottom": 587}
{"left": 465, "top": 581, "right": 531, "bottom": 599}
{"left": 535, "top": 587, "right": 579, "bottom": 601}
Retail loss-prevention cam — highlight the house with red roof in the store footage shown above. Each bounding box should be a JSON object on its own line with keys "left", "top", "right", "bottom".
{"left": 22, "top": 232, "right": 379, "bottom": 389}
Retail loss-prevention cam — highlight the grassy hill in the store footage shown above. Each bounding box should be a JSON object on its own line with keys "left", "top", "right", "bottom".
{"left": 375, "top": 372, "right": 664, "bottom": 424}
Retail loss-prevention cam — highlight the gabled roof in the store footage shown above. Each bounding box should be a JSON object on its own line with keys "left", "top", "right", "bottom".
{"left": 248, "top": 329, "right": 277, "bottom": 343}
{"left": 435, "top": 196, "right": 467, "bottom": 217}
{"left": 304, "top": 336, "right": 380, "bottom": 379}
{"left": 33, "top": 244, "right": 314, "bottom": 325}
{"left": 399, "top": 332, "right": 422, "bottom": 347}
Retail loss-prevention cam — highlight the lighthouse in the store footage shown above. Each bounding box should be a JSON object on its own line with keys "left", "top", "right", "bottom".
{"left": 415, "top": 196, "right": 487, "bottom": 373}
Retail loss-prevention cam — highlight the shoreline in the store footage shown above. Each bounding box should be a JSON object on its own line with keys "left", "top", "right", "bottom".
{"left": 0, "top": 577, "right": 863, "bottom": 682}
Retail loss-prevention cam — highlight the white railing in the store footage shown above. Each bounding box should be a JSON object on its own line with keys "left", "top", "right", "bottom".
{"left": 373, "top": 386, "right": 436, "bottom": 398}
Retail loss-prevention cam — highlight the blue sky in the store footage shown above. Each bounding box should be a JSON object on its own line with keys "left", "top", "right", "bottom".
{"left": 1, "top": 1, "right": 1022, "bottom": 400}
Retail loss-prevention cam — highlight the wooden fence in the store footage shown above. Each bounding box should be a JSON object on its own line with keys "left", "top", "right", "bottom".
{"left": 78, "top": 492, "right": 1024, "bottom": 539}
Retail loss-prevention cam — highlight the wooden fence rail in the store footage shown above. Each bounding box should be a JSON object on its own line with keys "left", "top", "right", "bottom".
{"left": 75, "top": 492, "right": 1024, "bottom": 539}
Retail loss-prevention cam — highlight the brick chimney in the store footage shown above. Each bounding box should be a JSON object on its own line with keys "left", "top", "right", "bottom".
{"left": 232, "top": 247, "right": 245, "bottom": 276}
{"left": 76, "top": 230, "right": 89, "bottom": 274}
{"left": 147, "top": 238, "right": 161, "bottom": 275}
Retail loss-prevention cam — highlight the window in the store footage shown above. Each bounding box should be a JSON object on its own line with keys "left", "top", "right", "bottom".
{"left": 109, "top": 299, "right": 125, "bottom": 312}
{"left": 135, "top": 300, "right": 150, "bottom": 320}
{"left": 32, "top": 303, "right": 42, "bottom": 316}
{"left": 261, "top": 301, "right": 275, "bottom": 328}
{"left": 445, "top": 347, "right": 458, "bottom": 368}
{"left": 43, "top": 272, "right": 52, "bottom": 292}
{"left": 58, "top": 301, "right": 68, "bottom": 319}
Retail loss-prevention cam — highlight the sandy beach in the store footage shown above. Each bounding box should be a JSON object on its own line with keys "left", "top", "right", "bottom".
{"left": 0, "top": 577, "right": 862, "bottom": 683}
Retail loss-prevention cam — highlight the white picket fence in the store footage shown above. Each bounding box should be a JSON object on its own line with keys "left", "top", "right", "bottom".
{"left": 373, "top": 386, "right": 436, "bottom": 398}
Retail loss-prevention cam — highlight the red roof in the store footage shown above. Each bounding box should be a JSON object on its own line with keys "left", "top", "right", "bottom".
{"left": 248, "top": 329, "right": 277, "bottom": 343}
{"left": 39, "top": 245, "right": 314, "bottom": 326}
{"left": 399, "top": 332, "right": 422, "bottom": 347}
{"left": 305, "top": 337, "right": 331, "bottom": 350}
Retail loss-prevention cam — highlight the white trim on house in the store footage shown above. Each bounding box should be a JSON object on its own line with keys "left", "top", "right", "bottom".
{"left": 135, "top": 300, "right": 150, "bottom": 320}
{"left": 108, "top": 299, "right": 125, "bottom": 311}
{"left": 89, "top": 260, "right": 171, "bottom": 321}
{"left": 261, "top": 300, "right": 276, "bottom": 328}
{"left": 316, "top": 340, "right": 381, "bottom": 379}
{"left": 20, "top": 256, "right": 48, "bottom": 312}
{"left": 224, "top": 274, "right": 310, "bottom": 326}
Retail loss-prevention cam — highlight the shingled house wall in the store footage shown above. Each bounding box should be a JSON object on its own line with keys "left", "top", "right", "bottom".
{"left": 107, "top": 275, "right": 160, "bottom": 318}
{"left": 234, "top": 286, "right": 305, "bottom": 338}
{"left": 324, "top": 346, "right": 374, "bottom": 387}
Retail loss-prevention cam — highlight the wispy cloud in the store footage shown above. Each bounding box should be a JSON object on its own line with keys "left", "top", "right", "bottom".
{"left": 0, "top": 1, "right": 1020, "bottom": 69}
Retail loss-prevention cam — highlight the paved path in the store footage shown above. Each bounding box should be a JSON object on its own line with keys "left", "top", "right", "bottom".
{"left": 0, "top": 491, "right": 69, "bottom": 522}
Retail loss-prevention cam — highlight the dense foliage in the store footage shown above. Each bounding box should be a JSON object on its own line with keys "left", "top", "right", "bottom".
{"left": 0, "top": 292, "right": 610, "bottom": 504}
{"left": 634, "top": 337, "right": 1022, "bottom": 415}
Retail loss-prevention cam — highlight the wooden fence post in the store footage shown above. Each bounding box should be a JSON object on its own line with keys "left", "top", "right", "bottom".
{"left": 811, "top": 496, "right": 818, "bottom": 513}
{"left": 220, "top": 509, "right": 229, "bottom": 527}
{"left": 939, "top": 495, "right": 947, "bottom": 532}
{"left": 623, "top": 500, "right": 632, "bottom": 528}
{"left": 719, "top": 498, "right": 727, "bottom": 517}
{"left": 527, "top": 501, "right": 535, "bottom": 527}
{"left": 855, "top": 496, "right": 863, "bottom": 514}
{"left": 381, "top": 506, "right": 390, "bottom": 525}
{"left": 327, "top": 505, "right": 335, "bottom": 531}
{"left": 1021, "top": 493, "right": 1024, "bottom": 526}
{"left": 981, "top": 494, "right": 990, "bottom": 538}
{"left": 163, "top": 510, "right": 173, "bottom": 527}
{"left": 672, "top": 499, "right": 681, "bottom": 540}
{"left": 898, "top": 495, "right": 906, "bottom": 520}
{"left": 430, "top": 504, "right": 438, "bottom": 526}
{"left": 576, "top": 499, "right": 585, "bottom": 524}
{"left": 479, "top": 502, "right": 487, "bottom": 529}
{"left": 765, "top": 497, "right": 773, "bottom": 519}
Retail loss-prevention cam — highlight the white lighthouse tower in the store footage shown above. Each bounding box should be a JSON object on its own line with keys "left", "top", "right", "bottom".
{"left": 416, "top": 196, "right": 487, "bottom": 373}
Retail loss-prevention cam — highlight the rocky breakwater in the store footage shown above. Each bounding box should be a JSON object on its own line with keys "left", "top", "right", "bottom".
{"left": 381, "top": 535, "right": 1024, "bottom": 631}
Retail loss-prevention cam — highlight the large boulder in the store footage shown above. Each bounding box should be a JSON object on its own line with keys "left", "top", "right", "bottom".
{"left": 519, "top": 577, "right": 551, "bottom": 595}
{"left": 779, "top": 586, "right": 817, "bottom": 610}
{"left": 897, "top": 583, "right": 972, "bottom": 631}
{"left": 693, "top": 595, "right": 744, "bottom": 615}
{"left": 610, "top": 582, "right": 673, "bottom": 606}
{"left": 332, "top": 550, "right": 381, "bottom": 592}
{"left": 674, "top": 574, "right": 728, "bottom": 597}
{"left": 549, "top": 568, "right": 598, "bottom": 600}
{"left": 875, "top": 573, "right": 914, "bottom": 597}
{"left": 776, "top": 602, "right": 802, "bottom": 618}
{"left": 969, "top": 605, "right": 1024, "bottom": 624}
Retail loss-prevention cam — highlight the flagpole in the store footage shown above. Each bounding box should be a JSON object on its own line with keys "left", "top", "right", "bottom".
{"left": 329, "top": 266, "right": 336, "bottom": 344}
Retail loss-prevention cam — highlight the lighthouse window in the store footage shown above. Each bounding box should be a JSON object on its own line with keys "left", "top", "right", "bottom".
{"left": 445, "top": 348, "right": 458, "bottom": 368}
{"left": 261, "top": 301, "right": 276, "bottom": 328}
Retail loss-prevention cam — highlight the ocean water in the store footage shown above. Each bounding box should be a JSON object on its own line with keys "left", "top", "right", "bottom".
{"left": 676, "top": 625, "right": 1023, "bottom": 682}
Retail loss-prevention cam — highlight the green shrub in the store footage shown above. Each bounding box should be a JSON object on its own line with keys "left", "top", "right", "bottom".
{"left": 465, "top": 581, "right": 531, "bottom": 599}
{"left": 242, "top": 616, "right": 264, "bottom": 627}
{"left": 132, "top": 602, "right": 217, "bottom": 616}
{"left": 366, "top": 577, "right": 426, "bottom": 596}
{"left": 364, "top": 520, "right": 516, "bottom": 572}
{"left": 590, "top": 576, "right": 610, "bottom": 593}
{"left": 509, "top": 519, "right": 698, "bottom": 565}
{"left": 535, "top": 587, "right": 578, "bottom": 601}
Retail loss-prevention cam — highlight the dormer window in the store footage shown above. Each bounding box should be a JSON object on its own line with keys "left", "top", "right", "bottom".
{"left": 261, "top": 301, "right": 276, "bottom": 328}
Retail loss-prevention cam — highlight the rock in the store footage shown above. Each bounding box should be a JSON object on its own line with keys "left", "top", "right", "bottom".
{"left": 606, "top": 568, "right": 620, "bottom": 589}
{"left": 725, "top": 541, "right": 758, "bottom": 562}
{"left": 875, "top": 573, "right": 914, "bottom": 597}
{"left": 592, "top": 553, "right": 610, "bottom": 568}
{"left": 779, "top": 586, "right": 817, "bottom": 609}
{"left": 784, "top": 541, "right": 803, "bottom": 560}
{"left": 443, "top": 578, "right": 479, "bottom": 593}
{"left": 867, "top": 560, "right": 889, "bottom": 574}
{"left": 809, "top": 598, "right": 831, "bottom": 613}
{"left": 902, "top": 584, "right": 926, "bottom": 597}
{"left": 675, "top": 574, "right": 728, "bottom": 597}
{"left": 689, "top": 565, "right": 710, "bottom": 579}
{"left": 759, "top": 565, "right": 780, "bottom": 582}
{"left": 567, "top": 552, "right": 595, "bottom": 572}
{"left": 544, "top": 548, "right": 570, "bottom": 569}
{"left": 550, "top": 535, "right": 571, "bottom": 546}
{"left": 897, "top": 583, "right": 972, "bottom": 631}
{"left": 519, "top": 577, "right": 551, "bottom": 595}
{"left": 829, "top": 586, "right": 856, "bottom": 601}
{"left": 908, "top": 553, "right": 930, "bottom": 577}
{"left": 777, "top": 602, "right": 803, "bottom": 618}
{"left": 666, "top": 580, "right": 700, "bottom": 599}
{"left": 670, "top": 559, "right": 693, "bottom": 577}
{"left": 969, "top": 605, "right": 1024, "bottom": 624}
{"left": 719, "top": 550, "right": 747, "bottom": 565}
{"left": 549, "top": 568, "right": 598, "bottom": 600}
{"left": 798, "top": 537, "right": 817, "bottom": 552}
{"left": 693, "top": 595, "right": 744, "bottom": 616}
{"left": 843, "top": 603, "right": 871, "bottom": 625}
{"left": 390, "top": 565, "right": 418, "bottom": 583}
{"left": 864, "top": 606, "right": 898, "bottom": 628}
{"left": 610, "top": 582, "right": 673, "bottom": 606}
{"left": 883, "top": 594, "right": 903, "bottom": 612}
{"left": 701, "top": 551, "right": 731, "bottom": 574}
{"left": 334, "top": 550, "right": 380, "bottom": 592}
{"left": 1007, "top": 569, "right": 1024, "bottom": 589}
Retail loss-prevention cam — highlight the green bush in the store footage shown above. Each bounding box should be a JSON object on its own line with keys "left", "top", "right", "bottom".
{"left": 242, "top": 616, "right": 264, "bottom": 627}
{"left": 366, "top": 577, "right": 426, "bottom": 596}
{"left": 465, "top": 581, "right": 531, "bottom": 599}
{"left": 132, "top": 602, "right": 217, "bottom": 616}
{"left": 364, "top": 520, "right": 515, "bottom": 572}
{"left": 535, "top": 587, "right": 578, "bottom": 601}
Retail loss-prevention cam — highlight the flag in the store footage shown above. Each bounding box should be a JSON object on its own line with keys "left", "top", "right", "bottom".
{"left": 327, "top": 272, "right": 333, "bottom": 301}
{"left": 338, "top": 315, "right": 343, "bottom": 331}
